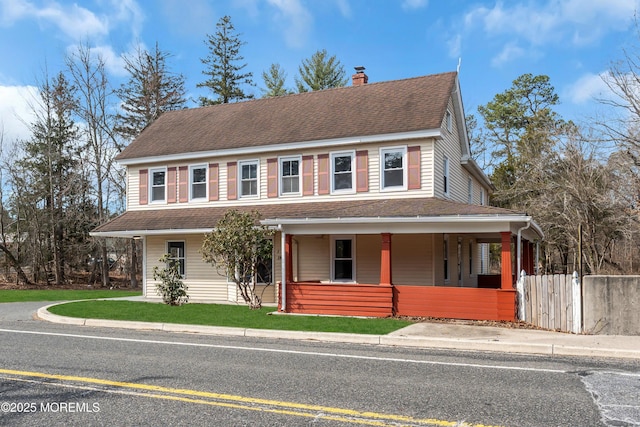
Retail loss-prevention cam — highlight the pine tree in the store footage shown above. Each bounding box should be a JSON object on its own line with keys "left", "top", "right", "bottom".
{"left": 115, "top": 42, "right": 186, "bottom": 143}
{"left": 18, "top": 71, "right": 80, "bottom": 285}
{"left": 295, "top": 49, "right": 348, "bottom": 92}
{"left": 198, "top": 15, "right": 254, "bottom": 105}
{"left": 261, "top": 63, "right": 291, "bottom": 97}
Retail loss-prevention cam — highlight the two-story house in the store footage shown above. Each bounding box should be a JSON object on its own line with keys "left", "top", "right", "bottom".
{"left": 92, "top": 69, "right": 542, "bottom": 321}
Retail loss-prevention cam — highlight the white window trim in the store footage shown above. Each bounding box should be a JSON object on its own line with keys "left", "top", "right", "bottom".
{"left": 189, "top": 164, "right": 208, "bottom": 202}
{"left": 330, "top": 151, "right": 356, "bottom": 195}
{"left": 443, "top": 156, "right": 450, "bottom": 198}
{"left": 149, "top": 167, "right": 167, "bottom": 204}
{"left": 446, "top": 109, "right": 453, "bottom": 132}
{"left": 167, "top": 240, "right": 186, "bottom": 278}
{"left": 279, "top": 155, "right": 302, "bottom": 197}
{"left": 379, "top": 146, "right": 407, "bottom": 192}
{"left": 467, "top": 176, "right": 473, "bottom": 204}
{"left": 330, "top": 235, "right": 356, "bottom": 283}
{"left": 239, "top": 159, "right": 260, "bottom": 199}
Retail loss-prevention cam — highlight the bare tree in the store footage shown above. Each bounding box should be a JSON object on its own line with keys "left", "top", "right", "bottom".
{"left": 66, "top": 42, "right": 120, "bottom": 287}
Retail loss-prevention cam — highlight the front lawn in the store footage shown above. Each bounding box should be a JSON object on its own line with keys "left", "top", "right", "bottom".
{"left": 47, "top": 300, "right": 412, "bottom": 335}
{"left": 0, "top": 289, "right": 142, "bottom": 303}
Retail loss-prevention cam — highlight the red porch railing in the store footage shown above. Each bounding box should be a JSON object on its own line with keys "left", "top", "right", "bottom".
{"left": 279, "top": 282, "right": 517, "bottom": 321}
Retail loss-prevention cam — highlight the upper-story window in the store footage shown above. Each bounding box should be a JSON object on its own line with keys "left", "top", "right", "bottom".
{"left": 480, "top": 188, "right": 485, "bottom": 206}
{"left": 190, "top": 165, "right": 207, "bottom": 200}
{"left": 150, "top": 167, "right": 167, "bottom": 203}
{"left": 239, "top": 160, "right": 259, "bottom": 198}
{"left": 446, "top": 110, "right": 453, "bottom": 132}
{"left": 381, "top": 147, "right": 407, "bottom": 190}
{"left": 280, "top": 156, "right": 301, "bottom": 195}
{"left": 443, "top": 156, "right": 450, "bottom": 197}
{"left": 467, "top": 176, "right": 473, "bottom": 204}
{"left": 331, "top": 151, "right": 355, "bottom": 193}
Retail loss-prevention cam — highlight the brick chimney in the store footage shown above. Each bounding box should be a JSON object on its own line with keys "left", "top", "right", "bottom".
{"left": 352, "top": 66, "right": 368, "bottom": 86}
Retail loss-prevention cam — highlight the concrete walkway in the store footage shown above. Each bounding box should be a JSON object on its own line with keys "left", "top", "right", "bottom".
{"left": 30, "top": 299, "right": 640, "bottom": 360}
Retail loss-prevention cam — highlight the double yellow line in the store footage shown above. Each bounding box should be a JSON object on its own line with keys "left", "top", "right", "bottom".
{"left": 0, "top": 368, "right": 502, "bottom": 427}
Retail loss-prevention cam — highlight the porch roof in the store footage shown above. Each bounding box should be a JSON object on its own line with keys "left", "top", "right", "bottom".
{"left": 91, "top": 197, "right": 543, "bottom": 240}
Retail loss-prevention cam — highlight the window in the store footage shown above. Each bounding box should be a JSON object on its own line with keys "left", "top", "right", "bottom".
{"left": 332, "top": 237, "right": 355, "bottom": 281}
{"left": 446, "top": 110, "right": 453, "bottom": 132}
{"left": 239, "top": 160, "right": 259, "bottom": 197}
{"left": 467, "top": 176, "right": 473, "bottom": 204}
{"left": 150, "top": 168, "right": 167, "bottom": 202}
{"left": 480, "top": 188, "right": 485, "bottom": 206}
{"left": 381, "top": 147, "right": 406, "bottom": 190}
{"left": 167, "top": 241, "right": 185, "bottom": 277}
{"left": 443, "top": 235, "right": 449, "bottom": 282}
{"left": 280, "top": 156, "right": 300, "bottom": 195}
{"left": 331, "top": 152, "right": 355, "bottom": 193}
{"left": 190, "top": 165, "right": 207, "bottom": 200}
{"left": 443, "top": 156, "right": 450, "bottom": 196}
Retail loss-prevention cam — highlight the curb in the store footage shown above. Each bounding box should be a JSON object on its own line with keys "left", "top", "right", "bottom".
{"left": 35, "top": 305, "right": 640, "bottom": 360}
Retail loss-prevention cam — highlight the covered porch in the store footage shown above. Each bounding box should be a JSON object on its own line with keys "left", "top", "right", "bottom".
{"left": 269, "top": 216, "right": 542, "bottom": 321}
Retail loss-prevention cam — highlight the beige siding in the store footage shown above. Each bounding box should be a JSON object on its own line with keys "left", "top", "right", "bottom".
{"left": 356, "top": 234, "right": 381, "bottom": 284}
{"left": 144, "top": 234, "right": 279, "bottom": 303}
{"left": 295, "top": 235, "right": 330, "bottom": 281}
{"left": 391, "top": 234, "right": 433, "bottom": 286}
{"left": 126, "top": 139, "right": 443, "bottom": 211}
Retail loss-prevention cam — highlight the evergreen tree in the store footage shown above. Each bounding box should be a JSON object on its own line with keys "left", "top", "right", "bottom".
{"left": 198, "top": 15, "right": 254, "bottom": 105}
{"left": 18, "top": 71, "right": 80, "bottom": 284}
{"left": 295, "top": 49, "right": 348, "bottom": 92}
{"left": 261, "top": 63, "right": 291, "bottom": 97}
{"left": 115, "top": 42, "right": 186, "bottom": 142}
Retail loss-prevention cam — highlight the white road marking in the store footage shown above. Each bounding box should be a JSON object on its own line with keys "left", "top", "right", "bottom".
{"left": 0, "top": 327, "right": 567, "bottom": 374}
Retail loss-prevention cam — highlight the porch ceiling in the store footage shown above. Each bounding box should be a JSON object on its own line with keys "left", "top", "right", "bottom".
{"left": 91, "top": 197, "right": 543, "bottom": 240}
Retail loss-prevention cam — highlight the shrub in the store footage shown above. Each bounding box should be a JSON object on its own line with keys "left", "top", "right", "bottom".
{"left": 152, "top": 254, "right": 189, "bottom": 306}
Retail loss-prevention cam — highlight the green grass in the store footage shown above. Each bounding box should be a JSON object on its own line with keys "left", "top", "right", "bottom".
{"left": 47, "top": 300, "right": 413, "bottom": 335}
{"left": 0, "top": 289, "right": 142, "bottom": 303}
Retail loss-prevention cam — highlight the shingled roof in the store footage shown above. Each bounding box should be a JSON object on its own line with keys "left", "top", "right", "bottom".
{"left": 116, "top": 71, "right": 458, "bottom": 161}
{"left": 92, "top": 197, "right": 533, "bottom": 235}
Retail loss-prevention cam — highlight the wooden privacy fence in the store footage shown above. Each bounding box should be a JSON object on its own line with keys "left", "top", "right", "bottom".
{"left": 517, "top": 271, "right": 581, "bottom": 333}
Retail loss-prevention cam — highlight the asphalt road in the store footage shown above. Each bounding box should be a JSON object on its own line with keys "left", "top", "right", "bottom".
{"left": 1, "top": 303, "right": 640, "bottom": 426}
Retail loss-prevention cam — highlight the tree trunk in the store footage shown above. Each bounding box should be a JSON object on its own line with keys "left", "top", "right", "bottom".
{"left": 130, "top": 238, "right": 138, "bottom": 288}
{"left": 0, "top": 244, "right": 33, "bottom": 286}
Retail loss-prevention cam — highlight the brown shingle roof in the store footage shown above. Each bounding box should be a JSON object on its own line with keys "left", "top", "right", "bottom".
{"left": 116, "top": 72, "right": 458, "bottom": 161}
{"left": 92, "top": 198, "right": 526, "bottom": 234}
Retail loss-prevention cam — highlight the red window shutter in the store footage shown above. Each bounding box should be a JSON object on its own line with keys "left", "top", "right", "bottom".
{"left": 356, "top": 150, "right": 368, "bottom": 193}
{"left": 267, "top": 158, "right": 278, "bottom": 198}
{"left": 139, "top": 169, "right": 148, "bottom": 205}
{"left": 227, "top": 162, "right": 237, "bottom": 200}
{"left": 302, "top": 155, "right": 314, "bottom": 196}
{"left": 317, "top": 154, "right": 329, "bottom": 195}
{"left": 408, "top": 146, "right": 421, "bottom": 190}
{"left": 167, "top": 167, "right": 177, "bottom": 203}
{"left": 178, "top": 166, "right": 188, "bottom": 202}
{"left": 209, "top": 163, "right": 219, "bottom": 201}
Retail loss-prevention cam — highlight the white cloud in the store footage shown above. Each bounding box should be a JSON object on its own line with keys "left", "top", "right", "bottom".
{"left": 0, "top": 0, "right": 108, "bottom": 39}
{"left": 267, "top": 0, "right": 313, "bottom": 48}
{"left": 465, "top": 0, "right": 639, "bottom": 47}
{"left": 334, "top": 0, "right": 351, "bottom": 18}
{"left": 66, "top": 44, "right": 128, "bottom": 78}
{"left": 109, "top": 0, "right": 145, "bottom": 39}
{"left": 565, "top": 73, "right": 606, "bottom": 104}
{"left": 402, "top": 0, "right": 428, "bottom": 11}
{"left": 0, "top": 85, "right": 38, "bottom": 144}
{"left": 491, "top": 43, "right": 525, "bottom": 67}
{"left": 446, "top": 33, "right": 461, "bottom": 58}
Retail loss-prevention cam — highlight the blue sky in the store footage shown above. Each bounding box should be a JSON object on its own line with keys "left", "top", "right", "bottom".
{"left": 0, "top": 0, "right": 638, "bottom": 144}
